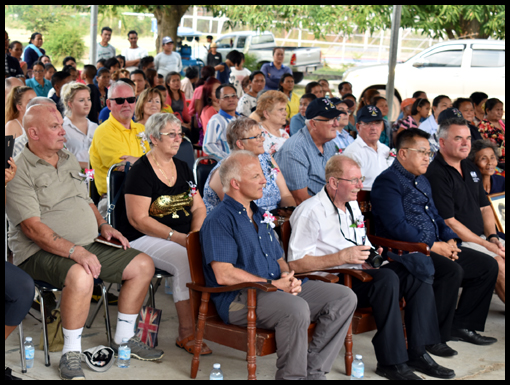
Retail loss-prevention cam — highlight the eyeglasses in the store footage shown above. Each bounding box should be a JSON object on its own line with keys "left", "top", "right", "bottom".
{"left": 220, "top": 94, "right": 238, "bottom": 100}
{"left": 239, "top": 133, "right": 265, "bottom": 141}
{"left": 402, "top": 148, "right": 433, "bottom": 158}
{"left": 334, "top": 176, "right": 366, "bottom": 185}
{"left": 313, "top": 117, "right": 341, "bottom": 124}
{"left": 109, "top": 97, "right": 136, "bottom": 104}
{"left": 160, "top": 132, "right": 184, "bottom": 140}
{"left": 32, "top": 70, "right": 44, "bottom": 74}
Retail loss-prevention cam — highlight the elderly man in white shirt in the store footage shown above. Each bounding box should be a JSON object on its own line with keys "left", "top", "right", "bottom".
{"left": 287, "top": 154, "right": 455, "bottom": 381}
{"left": 343, "top": 106, "right": 394, "bottom": 190}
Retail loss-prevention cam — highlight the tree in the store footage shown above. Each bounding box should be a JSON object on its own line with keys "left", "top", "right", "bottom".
{"left": 209, "top": 5, "right": 505, "bottom": 40}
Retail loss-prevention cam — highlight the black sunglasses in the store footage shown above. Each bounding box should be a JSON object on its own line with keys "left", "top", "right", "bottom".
{"left": 109, "top": 97, "right": 136, "bottom": 104}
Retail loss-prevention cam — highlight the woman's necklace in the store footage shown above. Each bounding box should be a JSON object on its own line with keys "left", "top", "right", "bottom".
{"left": 151, "top": 151, "right": 175, "bottom": 186}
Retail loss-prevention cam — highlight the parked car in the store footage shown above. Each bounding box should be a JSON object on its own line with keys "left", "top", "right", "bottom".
{"left": 205, "top": 31, "right": 323, "bottom": 84}
{"left": 342, "top": 39, "right": 505, "bottom": 119}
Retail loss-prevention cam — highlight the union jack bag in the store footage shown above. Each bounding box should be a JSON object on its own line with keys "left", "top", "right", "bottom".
{"left": 135, "top": 306, "right": 162, "bottom": 348}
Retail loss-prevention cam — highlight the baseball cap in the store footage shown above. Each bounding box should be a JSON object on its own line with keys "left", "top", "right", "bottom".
{"left": 356, "top": 105, "right": 383, "bottom": 123}
{"left": 162, "top": 36, "right": 173, "bottom": 45}
{"left": 438, "top": 107, "right": 464, "bottom": 125}
{"left": 305, "top": 98, "right": 342, "bottom": 120}
{"left": 341, "top": 98, "right": 355, "bottom": 109}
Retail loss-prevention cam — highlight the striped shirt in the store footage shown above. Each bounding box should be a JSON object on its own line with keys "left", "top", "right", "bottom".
{"left": 203, "top": 109, "right": 238, "bottom": 160}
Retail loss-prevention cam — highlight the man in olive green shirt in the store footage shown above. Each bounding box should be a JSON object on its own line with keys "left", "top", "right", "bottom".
{"left": 6, "top": 104, "right": 162, "bottom": 380}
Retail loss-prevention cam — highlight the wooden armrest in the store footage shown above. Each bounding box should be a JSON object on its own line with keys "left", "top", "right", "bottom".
{"left": 186, "top": 282, "right": 277, "bottom": 293}
{"left": 368, "top": 235, "right": 430, "bottom": 255}
{"left": 320, "top": 268, "right": 374, "bottom": 283}
{"left": 295, "top": 271, "right": 339, "bottom": 283}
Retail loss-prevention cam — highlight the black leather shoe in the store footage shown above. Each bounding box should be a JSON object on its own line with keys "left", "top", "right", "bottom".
{"left": 408, "top": 352, "right": 455, "bottom": 379}
{"left": 451, "top": 329, "right": 497, "bottom": 345}
{"left": 426, "top": 342, "right": 458, "bottom": 357}
{"left": 376, "top": 363, "right": 423, "bottom": 380}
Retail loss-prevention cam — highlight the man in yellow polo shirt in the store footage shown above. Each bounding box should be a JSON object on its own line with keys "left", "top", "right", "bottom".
{"left": 90, "top": 81, "right": 150, "bottom": 216}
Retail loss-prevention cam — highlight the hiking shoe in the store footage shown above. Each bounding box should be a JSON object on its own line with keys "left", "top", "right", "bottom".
{"left": 110, "top": 336, "right": 164, "bottom": 361}
{"left": 59, "top": 351, "right": 85, "bottom": 380}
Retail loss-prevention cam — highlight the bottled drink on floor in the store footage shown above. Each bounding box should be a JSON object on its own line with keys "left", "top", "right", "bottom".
{"left": 351, "top": 354, "right": 364, "bottom": 380}
{"left": 210, "top": 363, "right": 223, "bottom": 380}
{"left": 117, "top": 338, "right": 131, "bottom": 368}
{"left": 24, "top": 337, "right": 35, "bottom": 369}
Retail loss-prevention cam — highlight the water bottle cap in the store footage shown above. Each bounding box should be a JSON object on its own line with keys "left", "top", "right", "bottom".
{"left": 122, "top": 338, "right": 129, "bottom": 343}
{"left": 26, "top": 337, "right": 32, "bottom": 342}
{"left": 355, "top": 354, "right": 362, "bottom": 360}
{"left": 213, "top": 363, "right": 221, "bottom": 369}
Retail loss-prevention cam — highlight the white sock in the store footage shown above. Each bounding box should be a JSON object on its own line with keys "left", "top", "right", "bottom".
{"left": 114, "top": 312, "right": 138, "bottom": 345}
{"left": 62, "top": 327, "right": 83, "bottom": 354}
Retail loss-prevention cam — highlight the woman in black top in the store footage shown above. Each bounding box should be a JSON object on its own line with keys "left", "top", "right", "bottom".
{"left": 121, "top": 113, "right": 211, "bottom": 355}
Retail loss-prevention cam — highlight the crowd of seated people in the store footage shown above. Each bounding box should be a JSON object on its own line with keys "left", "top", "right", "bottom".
{"left": 5, "top": 26, "right": 506, "bottom": 380}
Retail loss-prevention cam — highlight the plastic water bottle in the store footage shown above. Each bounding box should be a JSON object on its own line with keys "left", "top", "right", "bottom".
{"left": 117, "top": 338, "right": 131, "bottom": 368}
{"left": 164, "top": 277, "right": 173, "bottom": 295}
{"left": 24, "top": 337, "right": 35, "bottom": 369}
{"left": 209, "top": 363, "right": 224, "bottom": 380}
{"left": 351, "top": 354, "right": 364, "bottom": 380}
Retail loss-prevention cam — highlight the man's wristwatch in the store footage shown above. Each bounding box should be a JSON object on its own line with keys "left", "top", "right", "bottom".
{"left": 487, "top": 234, "right": 499, "bottom": 242}
{"left": 266, "top": 279, "right": 273, "bottom": 284}
{"left": 166, "top": 229, "right": 174, "bottom": 241}
{"left": 68, "top": 245, "right": 76, "bottom": 259}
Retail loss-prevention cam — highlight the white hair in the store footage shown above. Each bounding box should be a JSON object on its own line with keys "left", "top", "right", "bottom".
{"left": 107, "top": 81, "right": 135, "bottom": 99}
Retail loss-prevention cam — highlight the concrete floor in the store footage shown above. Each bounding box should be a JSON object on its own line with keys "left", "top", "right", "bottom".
{"left": 5, "top": 285, "right": 505, "bottom": 381}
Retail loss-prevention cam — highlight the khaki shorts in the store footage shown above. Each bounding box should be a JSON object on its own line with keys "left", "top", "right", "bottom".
{"left": 18, "top": 242, "right": 142, "bottom": 289}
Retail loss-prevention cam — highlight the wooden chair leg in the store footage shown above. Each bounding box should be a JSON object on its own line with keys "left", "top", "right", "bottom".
{"left": 246, "top": 289, "right": 257, "bottom": 380}
{"left": 191, "top": 292, "right": 210, "bottom": 379}
{"left": 344, "top": 322, "right": 353, "bottom": 376}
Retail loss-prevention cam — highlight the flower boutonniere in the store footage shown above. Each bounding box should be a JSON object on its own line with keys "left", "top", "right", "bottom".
{"left": 335, "top": 145, "right": 343, "bottom": 154}
{"left": 269, "top": 161, "right": 280, "bottom": 180}
{"left": 349, "top": 215, "right": 366, "bottom": 229}
{"left": 137, "top": 132, "right": 148, "bottom": 154}
{"left": 261, "top": 211, "right": 276, "bottom": 229}
{"left": 79, "top": 168, "right": 95, "bottom": 183}
{"left": 187, "top": 181, "right": 197, "bottom": 198}
{"left": 387, "top": 148, "right": 397, "bottom": 160}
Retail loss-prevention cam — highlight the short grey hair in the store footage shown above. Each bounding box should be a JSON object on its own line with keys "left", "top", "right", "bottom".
{"left": 107, "top": 81, "right": 135, "bottom": 99}
{"left": 226, "top": 117, "right": 259, "bottom": 151}
{"left": 145, "top": 113, "right": 182, "bottom": 147}
{"left": 325, "top": 154, "right": 361, "bottom": 181}
{"left": 437, "top": 117, "right": 469, "bottom": 141}
{"left": 219, "top": 150, "right": 259, "bottom": 193}
{"left": 468, "top": 139, "right": 500, "bottom": 163}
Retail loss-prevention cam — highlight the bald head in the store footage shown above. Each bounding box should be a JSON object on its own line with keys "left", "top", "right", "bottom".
{"left": 24, "top": 104, "right": 64, "bottom": 144}
{"left": 325, "top": 154, "right": 361, "bottom": 181}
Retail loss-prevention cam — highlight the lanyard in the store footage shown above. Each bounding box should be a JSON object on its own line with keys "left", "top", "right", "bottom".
{"left": 325, "top": 188, "right": 366, "bottom": 247}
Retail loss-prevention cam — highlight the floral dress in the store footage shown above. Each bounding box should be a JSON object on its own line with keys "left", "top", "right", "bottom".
{"left": 259, "top": 124, "right": 289, "bottom": 155}
{"left": 478, "top": 119, "right": 505, "bottom": 163}
{"left": 203, "top": 152, "right": 281, "bottom": 214}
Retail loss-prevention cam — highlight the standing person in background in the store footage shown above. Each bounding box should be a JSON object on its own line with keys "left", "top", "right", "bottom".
{"left": 215, "top": 50, "right": 243, "bottom": 85}
{"left": 470, "top": 92, "right": 488, "bottom": 127}
{"left": 154, "top": 37, "right": 182, "bottom": 80}
{"left": 122, "top": 30, "right": 149, "bottom": 72}
{"left": 5, "top": 86, "right": 36, "bottom": 138}
{"left": 23, "top": 32, "right": 46, "bottom": 70}
{"left": 61, "top": 82, "right": 98, "bottom": 170}
{"left": 229, "top": 52, "right": 251, "bottom": 97}
{"left": 261, "top": 47, "right": 293, "bottom": 91}
{"left": 25, "top": 61, "right": 52, "bottom": 97}
{"left": 97, "top": 27, "right": 116, "bottom": 61}
{"left": 206, "top": 42, "right": 222, "bottom": 67}
{"left": 278, "top": 73, "right": 299, "bottom": 121}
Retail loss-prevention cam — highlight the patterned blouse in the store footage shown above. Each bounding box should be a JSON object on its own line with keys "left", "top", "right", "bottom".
{"left": 203, "top": 152, "right": 282, "bottom": 214}
{"left": 259, "top": 124, "right": 290, "bottom": 155}
{"left": 478, "top": 119, "right": 505, "bottom": 163}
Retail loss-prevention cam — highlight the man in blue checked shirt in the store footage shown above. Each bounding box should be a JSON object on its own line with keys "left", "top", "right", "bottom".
{"left": 203, "top": 84, "right": 239, "bottom": 160}
{"left": 200, "top": 150, "right": 356, "bottom": 380}
{"left": 275, "top": 98, "right": 340, "bottom": 205}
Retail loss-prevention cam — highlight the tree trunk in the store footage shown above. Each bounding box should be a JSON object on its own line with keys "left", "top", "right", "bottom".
{"left": 153, "top": 5, "right": 190, "bottom": 53}
{"left": 459, "top": 16, "right": 484, "bottom": 39}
